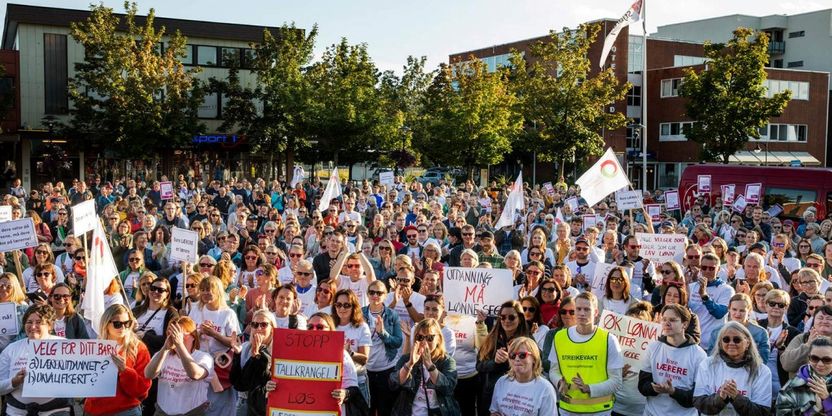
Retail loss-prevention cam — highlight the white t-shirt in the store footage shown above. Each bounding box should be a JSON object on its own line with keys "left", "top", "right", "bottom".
{"left": 23, "top": 266, "right": 66, "bottom": 293}
{"left": 566, "top": 260, "right": 597, "bottom": 291}
{"left": 490, "top": 376, "right": 558, "bottom": 416}
{"left": 338, "top": 322, "right": 372, "bottom": 383}
{"left": 122, "top": 270, "right": 140, "bottom": 294}
{"left": 766, "top": 325, "right": 784, "bottom": 396}
{"left": 237, "top": 269, "right": 259, "bottom": 289}
{"left": 296, "top": 284, "right": 317, "bottom": 318}
{"left": 136, "top": 308, "right": 166, "bottom": 338}
{"left": 338, "top": 276, "right": 371, "bottom": 307}
{"left": 188, "top": 306, "right": 240, "bottom": 354}
{"left": 54, "top": 317, "right": 66, "bottom": 338}
{"left": 445, "top": 315, "right": 478, "bottom": 378}
{"left": 156, "top": 350, "right": 214, "bottom": 414}
{"left": 385, "top": 291, "right": 425, "bottom": 330}
{"left": 642, "top": 339, "right": 707, "bottom": 416}
{"left": 366, "top": 309, "right": 398, "bottom": 372}
{"left": 693, "top": 357, "right": 772, "bottom": 416}
{"left": 274, "top": 314, "right": 308, "bottom": 330}
{"left": 277, "top": 266, "right": 295, "bottom": 285}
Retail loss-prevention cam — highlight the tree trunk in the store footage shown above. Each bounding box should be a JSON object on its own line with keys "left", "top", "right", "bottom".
{"left": 286, "top": 149, "right": 295, "bottom": 184}
{"left": 558, "top": 158, "right": 566, "bottom": 181}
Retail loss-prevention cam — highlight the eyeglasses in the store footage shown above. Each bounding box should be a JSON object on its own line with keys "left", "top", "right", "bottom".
{"left": 499, "top": 314, "right": 517, "bottom": 322}
{"left": 245, "top": 255, "right": 258, "bottom": 260}
{"left": 316, "top": 287, "right": 331, "bottom": 295}
{"left": 700, "top": 265, "right": 717, "bottom": 271}
{"left": 721, "top": 336, "right": 743, "bottom": 345}
{"left": 250, "top": 322, "right": 271, "bottom": 329}
{"left": 35, "top": 250, "right": 49, "bottom": 255}
{"left": 199, "top": 263, "right": 214, "bottom": 268}
{"left": 110, "top": 320, "right": 132, "bottom": 329}
{"left": 415, "top": 334, "right": 435, "bottom": 342}
{"left": 462, "top": 232, "right": 474, "bottom": 237}
{"left": 128, "top": 257, "right": 141, "bottom": 263}
{"left": 767, "top": 301, "right": 786, "bottom": 309}
{"left": 334, "top": 302, "right": 353, "bottom": 309}
{"left": 559, "top": 309, "right": 576, "bottom": 316}
{"left": 509, "top": 351, "right": 530, "bottom": 360}
{"left": 150, "top": 286, "right": 168, "bottom": 294}
{"left": 296, "top": 271, "right": 313, "bottom": 277}
{"left": 379, "top": 247, "right": 392, "bottom": 251}
{"left": 368, "top": 290, "right": 385, "bottom": 297}
{"left": 288, "top": 253, "right": 303, "bottom": 258}
{"left": 799, "top": 280, "right": 817, "bottom": 286}
{"left": 809, "top": 355, "right": 832, "bottom": 365}
{"left": 36, "top": 272, "right": 51, "bottom": 277}
{"left": 541, "top": 286, "right": 556, "bottom": 293}
{"left": 264, "top": 229, "right": 276, "bottom": 233}
{"left": 628, "top": 245, "right": 642, "bottom": 249}
{"left": 609, "top": 277, "right": 624, "bottom": 283}
{"left": 523, "top": 306, "right": 537, "bottom": 313}
{"left": 307, "top": 324, "right": 327, "bottom": 331}
{"left": 51, "top": 294, "right": 71, "bottom": 301}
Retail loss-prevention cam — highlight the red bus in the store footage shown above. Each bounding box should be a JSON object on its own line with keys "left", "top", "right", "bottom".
{"left": 678, "top": 164, "right": 832, "bottom": 219}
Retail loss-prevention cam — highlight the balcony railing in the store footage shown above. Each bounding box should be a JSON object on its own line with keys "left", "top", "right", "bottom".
{"left": 769, "top": 41, "right": 785, "bottom": 55}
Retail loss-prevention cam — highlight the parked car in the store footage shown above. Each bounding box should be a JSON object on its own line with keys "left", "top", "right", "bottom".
{"left": 419, "top": 171, "right": 445, "bottom": 186}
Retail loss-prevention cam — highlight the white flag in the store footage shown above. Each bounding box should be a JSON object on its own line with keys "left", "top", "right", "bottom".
{"left": 317, "top": 168, "right": 342, "bottom": 213}
{"left": 290, "top": 165, "right": 306, "bottom": 188}
{"left": 599, "top": 0, "right": 644, "bottom": 68}
{"left": 575, "top": 148, "right": 630, "bottom": 208}
{"left": 82, "top": 221, "right": 118, "bottom": 332}
{"left": 555, "top": 207, "right": 565, "bottom": 224}
{"left": 495, "top": 173, "right": 525, "bottom": 229}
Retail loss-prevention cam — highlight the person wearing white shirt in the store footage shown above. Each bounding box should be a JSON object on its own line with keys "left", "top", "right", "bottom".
{"left": 490, "top": 337, "right": 558, "bottom": 416}
{"left": 385, "top": 267, "right": 425, "bottom": 332}
{"left": 331, "top": 251, "right": 376, "bottom": 308}
{"left": 566, "top": 238, "right": 598, "bottom": 292}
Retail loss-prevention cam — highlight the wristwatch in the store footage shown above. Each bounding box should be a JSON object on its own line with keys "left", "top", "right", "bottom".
{"left": 427, "top": 364, "right": 437, "bottom": 372}
{"left": 406, "top": 302, "right": 413, "bottom": 308}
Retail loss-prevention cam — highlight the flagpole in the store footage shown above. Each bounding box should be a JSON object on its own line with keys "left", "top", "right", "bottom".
{"left": 641, "top": 0, "right": 648, "bottom": 192}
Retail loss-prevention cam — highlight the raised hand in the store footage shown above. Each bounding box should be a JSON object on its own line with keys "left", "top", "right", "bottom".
{"left": 229, "top": 331, "right": 242, "bottom": 354}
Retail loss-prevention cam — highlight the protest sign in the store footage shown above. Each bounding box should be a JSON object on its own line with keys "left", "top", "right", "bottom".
{"left": 591, "top": 262, "right": 617, "bottom": 299}
{"left": 170, "top": 227, "right": 199, "bottom": 263}
{"left": 160, "top": 181, "right": 174, "bottom": 200}
{"left": 0, "top": 303, "right": 19, "bottom": 336}
{"left": 664, "top": 190, "right": 680, "bottom": 211}
{"left": 0, "top": 218, "right": 38, "bottom": 252}
{"left": 646, "top": 204, "right": 662, "bottom": 222}
{"left": 379, "top": 171, "right": 395, "bottom": 187}
{"left": 71, "top": 199, "right": 97, "bottom": 235}
{"left": 582, "top": 214, "right": 599, "bottom": 232}
{"left": 269, "top": 329, "right": 344, "bottom": 416}
{"left": 22, "top": 339, "right": 118, "bottom": 398}
{"left": 732, "top": 194, "right": 748, "bottom": 213}
{"left": 767, "top": 203, "right": 784, "bottom": 218}
{"left": 444, "top": 267, "right": 514, "bottom": 317}
{"left": 721, "top": 184, "right": 735, "bottom": 206}
{"left": 565, "top": 197, "right": 579, "bottom": 212}
{"left": 745, "top": 183, "right": 762, "bottom": 204}
{"left": 599, "top": 310, "right": 661, "bottom": 368}
{"left": 697, "top": 175, "right": 711, "bottom": 193}
{"left": 615, "top": 189, "right": 643, "bottom": 211}
{"left": 636, "top": 233, "right": 687, "bottom": 264}
{"left": 0, "top": 205, "right": 10, "bottom": 222}
{"left": 543, "top": 182, "right": 555, "bottom": 196}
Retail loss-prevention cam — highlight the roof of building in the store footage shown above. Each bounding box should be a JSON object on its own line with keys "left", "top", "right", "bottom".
{"left": 2, "top": 3, "right": 291, "bottom": 49}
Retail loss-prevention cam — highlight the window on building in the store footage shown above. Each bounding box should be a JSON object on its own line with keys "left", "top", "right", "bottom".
{"left": 626, "top": 118, "right": 641, "bottom": 149}
{"left": 628, "top": 36, "right": 643, "bottom": 73}
{"left": 772, "top": 59, "right": 783, "bottom": 68}
{"left": 660, "top": 78, "right": 683, "bottom": 98}
{"left": 44, "top": 33, "right": 68, "bottom": 114}
{"left": 627, "top": 86, "right": 641, "bottom": 106}
{"left": 659, "top": 121, "right": 694, "bottom": 141}
{"left": 673, "top": 55, "right": 707, "bottom": 67}
{"left": 180, "top": 45, "right": 193, "bottom": 65}
{"left": 242, "top": 49, "right": 257, "bottom": 69}
{"left": 221, "top": 48, "right": 241, "bottom": 67}
{"left": 198, "top": 93, "right": 219, "bottom": 119}
{"left": 764, "top": 79, "right": 810, "bottom": 100}
{"left": 759, "top": 123, "right": 807, "bottom": 142}
{"left": 196, "top": 46, "right": 217, "bottom": 66}
{"left": 787, "top": 60, "right": 804, "bottom": 68}
{"left": 788, "top": 30, "right": 805, "bottom": 38}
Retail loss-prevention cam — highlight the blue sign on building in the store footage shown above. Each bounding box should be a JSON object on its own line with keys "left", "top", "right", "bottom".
{"left": 192, "top": 134, "right": 239, "bottom": 144}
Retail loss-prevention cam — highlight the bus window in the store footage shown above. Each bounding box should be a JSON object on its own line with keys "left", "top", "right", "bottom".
{"left": 763, "top": 187, "right": 816, "bottom": 219}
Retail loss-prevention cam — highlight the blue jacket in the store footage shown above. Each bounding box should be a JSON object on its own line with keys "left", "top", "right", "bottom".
{"left": 361, "top": 305, "right": 403, "bottom": 363}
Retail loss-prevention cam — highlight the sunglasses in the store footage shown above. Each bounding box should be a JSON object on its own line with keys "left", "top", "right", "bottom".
{"left": 289, "top": 253, "right": 303, "bottom": 258}
{"left": 541, "top": 287, "right": 556, "bottom": 293}
{"left": 316, "top": 287, "right": 331, "bottom": 295}
{"left": 296, "top": 271, "right": 313, "bottom": 277}
{"left": 721, "top": 336, "right": 743, "bottom": 345}
{"left": 608, "top": 277, "right": 624, "bottom": 283}
{"left": 509, "top": 351, "right": 530, "bottom": 360}
{"left": 686, "top": 255, "right": 700, "bottom": 259}
{"left": 379, "top": 247, "right": 392, "bottom": 251}
{"left": 368, "top": 290, "right": 385, "bottom": 297}
{"left": 250, "top": 322, "right": 271, "bottom": 329}
{"left": 199, "top": 263, "right": 214, "bottom": 268}
{"left": 415, "top": 334, "right": 435, "bottom": 342}
{"left": 559, "top": 309, "right": 576, "bottom": 316}
{"left": 700, "top": 265, "right": 717, "bottom": 271}
{"left": 245, "top": 256, "right": 258, "bottom": 260}
{"left": 186, "top": 283, "right": 197, "bottom": 289}
{"left": 499, "top": 314, "right": 517, "bottom": 322}
{"left": 308, "top": 324, "right": 327, "bottom": 331}
{"left": 523, "top": 307, "right": 537, "bottom": 313}
{"left": 51, "top": 294, "right": 71, "bottom": 301}
{"left": 767, "top": 301, "right": 786, "bottom": 309}
{"left": 809, "top": 355, "right": 832, "bottom": 365}
{"left": 128, "top": 257, "right": 141, "bottom": 263}
{"left": 150, "top": 286, "right": 168, "bottom": 294}
{"left": 346, "top": 264, "right": 361, "bottom": 269}
{"left": 334, "top": 302, "right": 353, "bottom": 309}
{"left": 110, "top": 320, "right": 132, "bottom": 329}
{"left": 36, "top": 272, "right": 52, "bottom": 277}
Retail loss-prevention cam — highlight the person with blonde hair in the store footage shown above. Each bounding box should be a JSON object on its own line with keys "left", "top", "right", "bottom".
{"left": 84, "top": 304, "right": 152, "bottom": 415}
{"left": 391, "top": 318, "right": 460, "bottom": 415}
{"left": 0, "top": 272, "right": 27, "bottom": 349}
{"left": 230, "top": 309, "right": 276, "bottom": 416}
{"left": 490, "top": 337, "right": 558, "bottom": 415}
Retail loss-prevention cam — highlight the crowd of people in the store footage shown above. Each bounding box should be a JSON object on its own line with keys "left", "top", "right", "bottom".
{"left": 1, "top": 171, "right": 832, "bottom": 416}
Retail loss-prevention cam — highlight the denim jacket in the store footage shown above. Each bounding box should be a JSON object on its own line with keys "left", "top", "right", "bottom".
{"left": 389, "top": 355, "right": 460, "bottom": 416}
{"left": 362, "top": 305, "right": 403, "bottom": 363}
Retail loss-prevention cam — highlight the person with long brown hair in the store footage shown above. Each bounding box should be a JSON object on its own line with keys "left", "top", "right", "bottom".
{"left": 333, "top": 289, "right": 372, "bottom": 404}
{"left": 477, "top": 300, "right": 530, "bottom": 416}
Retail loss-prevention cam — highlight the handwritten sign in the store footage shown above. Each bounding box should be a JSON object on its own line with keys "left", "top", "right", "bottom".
{"left": 646, "top": 204, "right": 663, "bottom": 222}
{"left": 0, "top": 205, "right": 11, "bottom": 222}
{"left": 732, "top": 194, "right": 748, "bottom": 213}
{"left": 0, "top": 303, "right": 19, "bottom": 336}
{"left": 22, "top": 339, "right": 118, "bottom": 398}
{"left": 379, "top": 171, "right": 395, "bottom": 187}
{"left": 721, "top": 184, "right": 735, "bottom": 206}
{"left": 697, "top": 175, "right": 711, "bottom": 193}
{"left": 664, "top": 190, "right": 680, "bottom": 211}
{"left": 444, "top": 267, "right": 514, "bottom": 317}
{"left": 543, "top": 182, "right": 555, "bottom": 196}
{"left": 745, "top": 183, "right": 762, "bottom": 204}
{"left": 615, "top": 189, "right": 643, "bottom": 211}
{"left": 71, "top": 199, "right": 97, "bottom": 235}
{"left": 565, "top": 197, "right": 579, "bottom": 212}
{"left": 160, "top": 181, "right": 174, "bottom": 200}
{"left": 591, "top": 262, "right": 616, "bottom": 299}
{"left": 599, "top": 310, "right": 661, "bottom": 368}
{"left": 582, "top": 214, "right": 599, "bottom": 232}
{"left": 0, "top": 218, "right": 38, "bottom": 252}
{"left": 767, "top": 203, "right": 784, "bottom": 218}
{"left": 636, "top": 233, "right": 687, "bottom": 264}
{"left": 269, "top": 329, "right": 344, "bottom": 416}
{"left": 170, "top": 227, "right": 199, "bottom": 263}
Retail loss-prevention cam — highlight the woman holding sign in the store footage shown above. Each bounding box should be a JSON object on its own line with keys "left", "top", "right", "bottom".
{"left": 0, "top": 272, "right": 28, "bottom": 350}
{"left": 0, "top": 304, "right": 73, "bottom": 414}
{"left": 84, "top": 304, "right": 152, "bottom": 416}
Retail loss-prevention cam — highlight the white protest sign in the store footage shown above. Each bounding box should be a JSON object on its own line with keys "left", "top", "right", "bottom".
{"left": 636, "top": 232, "right": 687, "bottom": 264}
{"left": 543, "top": 182, "right": 555, "bottom": 196}
{"left": 591, "top": 262, "right": 618, "bottom": 299}
{"left": 664, "top": 190, "right": 680, "bottom": 211}
{"left": 444, "top": 267, "right": 514, "bottom": 317}
{"left": 160, "top": 181, "right": 174, "bottom": 200}
{"left": 0, "top": 303, "right": 18, "bottom": 336}
{"left": 71, "top": 199, "right": 97, "bottom": 235}
{"left": 582, "top": 214, "right": 599, "bottom": 232}
{"left": 0, "top": 218, "right": 38, "bottom": 252}
{"left": 745, "top": 183, "right": 762, "bottom": 204}
{"left": 767, "top": 203, "right": 784, "bottom": 218}
{"left": 646, "top": 204, "right": 663, "bottom": 222}
{"left": 697, "top": 175, "right": 711, "bottom": 193}
{"left": 722, "top": 184, "right": 735, "bottom": 206}
{"left": 615, "top": 189, "right": 643, "bottom": 211}
{"left": 379, "top": 171, "right": 395, "bottom": 187}
{"left": 732, "top": 194, "right": 748, "bottom": 213}
{"left": 565, "top": 197, "right": 579, "bottom": 211}
{"left": 22, "top": 339, "right": 118, "bottom": 398}
{"left": 170, "top": 227, "right": 199, "bottom": 263}
{"left": 0, "top": 205, "right": 11, "bottom": 222}
{"left": 599, "top": 310, "right": 661, "bottom": 368}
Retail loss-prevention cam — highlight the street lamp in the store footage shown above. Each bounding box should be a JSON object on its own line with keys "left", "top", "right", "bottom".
{"left": 754, "top": 142, "right": 768, "bottom": 165}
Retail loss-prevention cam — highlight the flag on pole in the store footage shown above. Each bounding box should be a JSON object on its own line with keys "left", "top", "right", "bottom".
{"left": 554, "top": 207, "right": 565, "bottom": 225}
{"left": 495, "top": 173, "right": 525, "bottom": 229}
{"left": 599, "top": 0, "right": 644, "bottom": 68}
{"left": 575, "top": 148, "right": 630, "bottom": 207}
{"left": 290, "top": 165, "right": 306, "bottom": 188}
{"left": 317, "top": 168, "right": 342, "bottom": 213}
{"left": 82, "top": 221, "right": 118, "bottom": 332}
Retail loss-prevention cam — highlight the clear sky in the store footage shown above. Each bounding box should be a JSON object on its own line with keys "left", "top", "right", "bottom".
{"left": 2, "top": 0, "right": 829, "bottom": 73}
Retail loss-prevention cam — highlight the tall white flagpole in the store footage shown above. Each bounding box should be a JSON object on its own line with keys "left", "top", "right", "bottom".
{"left": 641, "top": 0, "right": 648, "bottom": 191}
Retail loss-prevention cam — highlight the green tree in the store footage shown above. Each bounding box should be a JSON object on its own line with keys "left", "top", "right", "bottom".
{"left": 418, "top": 60, "right": 522, "bottom": 178}
{"left": 509, "top": 23, "right": 629, "bottom": 178}
{"left": 209, "top": 23, "right": 317, "bottom": 179}
{"left": 67, "top": 2, "right": 204, "bottom": 157}
{"left": 679, "top": 27, "right": 790, "bottom": 163}
{"left": 305, "top": 39, "right": 400, "bottom": 169}
{"left": 379, "top": 56, "right": 434, "bottom": 169}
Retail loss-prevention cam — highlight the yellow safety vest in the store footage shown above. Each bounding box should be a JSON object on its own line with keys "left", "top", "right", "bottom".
{"left": 554, "top": 327, "right": 614, "bottom": 413}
